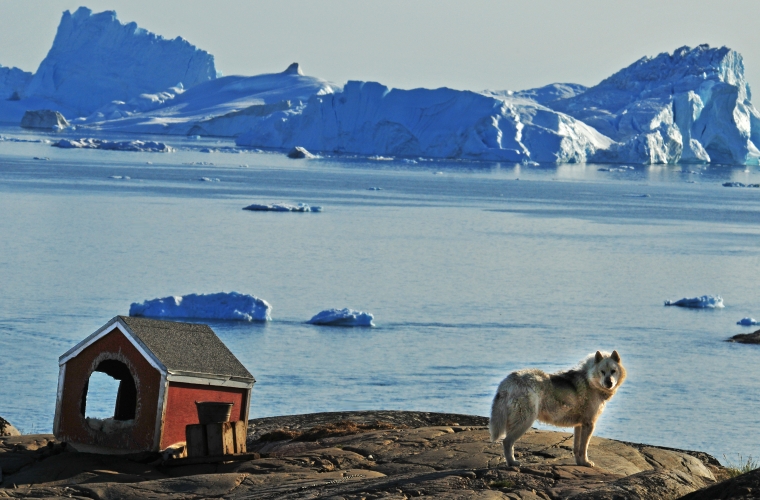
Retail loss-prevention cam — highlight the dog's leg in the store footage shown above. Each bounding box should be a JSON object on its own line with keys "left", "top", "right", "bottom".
{"left": 502, "top": 403, "right": 535, "bottom": 467}
{"left": 575, "top": 422, "right": 596, "bottom": 467}
{"left": 573, "top": 425, "right": 582, "bottom": 458}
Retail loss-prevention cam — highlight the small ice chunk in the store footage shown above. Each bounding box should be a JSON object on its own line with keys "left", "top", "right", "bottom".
{"left": 129, "top": 291, "right": 272, "bottom": 321}
{"left": 199, "top": 177, "right": 220, "bottom": 182}
{"left": 53, "top": 138, "right": 173, "bottom": 152}
{"left": 368, "top": 155, "right": 393, "bottom": 161}
{"left": 308, "top": 308, "right": 375, "bottom": 327}
{"left": 664, "top": 295, "right": 724, "bottom": 308}
{"left": 243, "top": 202, "right": 321, "bottom": 212}
{"left": 109, "top": 175, "right": 123, "bottom": 179}
{"left": 287, "top": 146, "right": 315, "bottom": 159}
{"left": 367, "top": 187, "right": 383, "bottom": 191}
{"left": 737, "top": 317, "right": 759, "bottom": 326}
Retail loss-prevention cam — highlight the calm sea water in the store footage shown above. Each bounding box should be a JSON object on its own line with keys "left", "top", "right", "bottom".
{"left": 1, "top": 128, "right": 759, "bottom": 463}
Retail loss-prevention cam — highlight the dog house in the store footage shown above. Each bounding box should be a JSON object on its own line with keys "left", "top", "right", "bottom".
{"left": 53, "top": 316, "right": 255, "bottom": 453}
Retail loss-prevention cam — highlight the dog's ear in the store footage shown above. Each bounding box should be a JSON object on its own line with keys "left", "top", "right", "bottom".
{"left": 611, "top": 350, "right": 621, "bottom": 363}
{"left": 595, "top": 351, "right": 603, "bottom": 363}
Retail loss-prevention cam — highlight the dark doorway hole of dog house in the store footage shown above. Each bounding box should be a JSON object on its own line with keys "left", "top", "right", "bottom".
{"left": 80, "top": 359, "right": 137, "bottom": 420}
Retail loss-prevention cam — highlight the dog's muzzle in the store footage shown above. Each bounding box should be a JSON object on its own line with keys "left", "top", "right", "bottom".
{"left": 604, "top": 377, "right": 615, "bottom": 389}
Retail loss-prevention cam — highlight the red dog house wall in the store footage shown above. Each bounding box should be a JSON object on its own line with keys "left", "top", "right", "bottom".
{"left": 54, "top": 316, "right": 255, "bottom": 453}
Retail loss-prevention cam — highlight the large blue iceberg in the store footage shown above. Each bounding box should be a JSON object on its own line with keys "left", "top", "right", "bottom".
{"left": 129, "top": 291, "right": 272, "bottom": 321}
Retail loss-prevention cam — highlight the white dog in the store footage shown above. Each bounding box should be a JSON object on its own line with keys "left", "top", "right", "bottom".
{"left": 490, "top": 350, "right": 626, "bottom": 467}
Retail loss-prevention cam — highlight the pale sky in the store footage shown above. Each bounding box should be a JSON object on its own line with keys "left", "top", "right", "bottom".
{"left": 2, "top": 0, "right": 760, "bottom": 94}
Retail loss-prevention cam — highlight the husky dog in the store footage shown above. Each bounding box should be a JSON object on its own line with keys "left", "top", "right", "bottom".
{"left": 490, "top": 350, "right": 626, "bottom": 467}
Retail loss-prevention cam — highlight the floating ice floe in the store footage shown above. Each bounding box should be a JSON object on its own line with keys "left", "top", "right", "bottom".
{"left": 722, "top": 182, "right": 760, "bottom": 188}
{"left": 199, "top": 177, "right": 220, "bottom": 182}
{"left": 243, "top": 203, "right": 322, "bottom": 212}
{"left": 129, "top": 291, "right": 271, "bottom": 321}
{"left": 664, "top": 295, "right": 724, "bottom": 308}
{"left": 737, "top": 317, "right": 759, "bottom": 326}
{"left": 308, "top": 308, "right": 375, "bottom": 327}
{"left": 367, "top": 187, "right": 383, "bottom": 191}
{"left": 53, "top": 138, "right": 174, "bottom": 152}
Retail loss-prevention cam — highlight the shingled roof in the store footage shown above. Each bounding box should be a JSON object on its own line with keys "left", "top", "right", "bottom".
{"left": 118, "top": 316, "right": 254, "bottom": 381}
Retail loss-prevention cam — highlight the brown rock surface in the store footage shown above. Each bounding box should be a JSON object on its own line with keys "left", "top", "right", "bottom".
{"left": 726, "top": 329, "right": 760, "bottom": 344}
{"left": 0, "top": 411, "right": 735, "bottom": 499}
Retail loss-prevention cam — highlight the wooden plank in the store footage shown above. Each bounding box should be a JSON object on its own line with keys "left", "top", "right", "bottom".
{"left": 185, "top": 424, "right": 207, "bottom": 458}
{"left": 232, "top": 420, "right": 247, "bottom": 454}
{"left": 206, "top": 422, "right": 234, "bottom": 456}
{"left": 162, "top": 452, "right": 261, "bottom": 467}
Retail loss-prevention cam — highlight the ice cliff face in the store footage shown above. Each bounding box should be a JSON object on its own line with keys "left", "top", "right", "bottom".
{"left": 0, "top": 65, "right": 32, "bottom": 100}
{"left": 235, "top": 81, "right": 612, "bottom": 162}
{"left": 23, "top": 7, "right": 216, "bottom": 116}
{"left": 549, "top": 45, "right": 760, "bottom": 164}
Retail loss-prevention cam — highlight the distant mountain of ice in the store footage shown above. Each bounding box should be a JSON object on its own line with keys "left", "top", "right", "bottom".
{"left": 1, "top": 8, "right": 759, "bottom": 166}
{"left": 83, "top": 63, "right": 340, "bottom": 135}
{"left": 549, "top": 45, "right": 760, "bottom": 165}
{"left": 22, "top": 7, "right": 216, "bottom": 116}
{"left": 129, "top": 291, "right": 272, "bottom": 321}
{"left": 235, "top": 80, "right": 612, "bottom": 163}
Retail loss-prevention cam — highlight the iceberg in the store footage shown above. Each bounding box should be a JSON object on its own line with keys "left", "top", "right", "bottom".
{"left": 53, "top": 138, "right": 173, "bottom": 152}
{"left": 664, "top": 295, "right": 724, "bottom": 308}
{"left": 737, "top": 317, "right": 759, "bottom": 326}
{"left": 22, "top": 7, "right": 216, "bottom": 116}
{"left": 235, "top": 80, "right": 612, "bottom": 163}
{"left": 549, "top": 45, "right": 760, "bottom": 165}
{"left": 308, "top": 308, "right": 375, "bottom": 327}
{"left": 243, "top": 203, "right": 322, "bottom": 212}
{"left": 129, "top": 291, "right": 272, "bottom": 321}
{"left": 84, "top": 63, "right": 340, "bottom": 136}
{"left": 20, "top": 110, "right": 69, "bottom": 130}
{"left": 0, "top": 64, "right": 32, "bottom": 100}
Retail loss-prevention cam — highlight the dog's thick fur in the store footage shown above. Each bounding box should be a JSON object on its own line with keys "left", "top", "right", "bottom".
{"left": 490, "top": 350, "right": 626, "bottom": 467}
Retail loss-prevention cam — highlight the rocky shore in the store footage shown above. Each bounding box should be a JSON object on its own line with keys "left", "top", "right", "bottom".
{"left": 0, "top": 411, "right": 754, "bottom": 499}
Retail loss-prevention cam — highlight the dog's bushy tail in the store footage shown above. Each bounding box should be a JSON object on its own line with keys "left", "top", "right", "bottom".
{"left": 489, "top": 391, "right": 508, "bottom": 442}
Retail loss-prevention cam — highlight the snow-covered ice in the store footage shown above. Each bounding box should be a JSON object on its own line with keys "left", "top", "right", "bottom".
{"left": 22, "top": 7, "right": 215, "bottom": 116}
{"left": 308, "top": 308, "right": 375, "bottom": 327}
{"left": 0, "top": 64, "right": 32, "bottom": 100}
{"left": 664, "top": 295, "right": 725, "bottom": 308}
{"left": 243, "top": 203, "right": 322, "bottom": 212}
{"left": 3, "top": 8, "right": 760, "bottom": 166}
{"left": 737, "top": 317, "right": 759, "bottom": 326}
{"left": 235, "top": 80, "right": 612, "bottom": 163}
{"left": 129, "top": 291, "right": 272, "bottom": 321}
{"left": 53, "top": 138, "right": 173, "bottom": 152}
{"left": 550, "top": 45, "right": 760, "bottom": 165}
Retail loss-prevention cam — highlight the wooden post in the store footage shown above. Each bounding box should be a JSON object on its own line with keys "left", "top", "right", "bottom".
{"left": 232, "top": 420, "right": 247, "bottom": 454}
{"left": 206, "top": 422, "right": 234, "bottom": 456}
{"left": 185, "top": 424, "right": 207, "bottom": 458}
